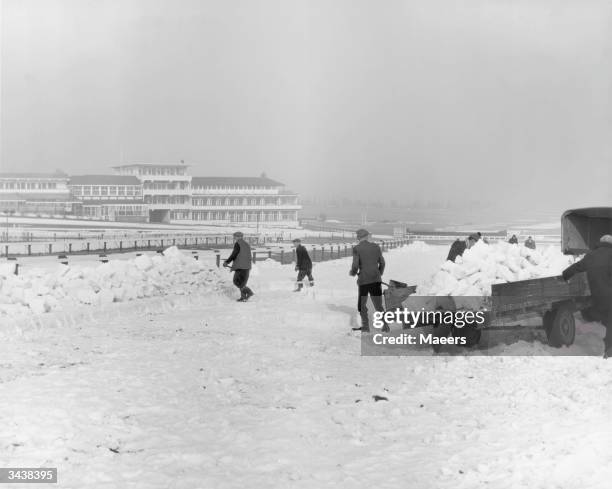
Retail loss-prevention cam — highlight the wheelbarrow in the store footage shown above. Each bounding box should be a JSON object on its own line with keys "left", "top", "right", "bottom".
{"left": 383, "top": 280, "right": 417, "bottom": 311}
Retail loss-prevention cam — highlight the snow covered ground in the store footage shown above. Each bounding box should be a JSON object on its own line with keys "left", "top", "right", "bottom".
{"left": 1, "top": 243, "right": 612, "bottom": 488}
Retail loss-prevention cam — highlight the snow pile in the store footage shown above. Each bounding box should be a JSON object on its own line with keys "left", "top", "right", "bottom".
{"left": 0, "top": 247, "right": 226, "bottom": 317}
{"left": 400, "top": 240, "right": 432, "bottom": 253}
{"left": 419, "top": 240, "right": 574, "bottom": 296}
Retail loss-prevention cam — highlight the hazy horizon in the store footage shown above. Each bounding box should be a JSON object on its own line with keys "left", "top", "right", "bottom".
{"left": 1, "top": 0, "right": 611, "bottom": 214}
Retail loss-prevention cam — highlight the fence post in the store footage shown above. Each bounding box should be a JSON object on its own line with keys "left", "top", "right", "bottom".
{"left": 280, "top": 249, "right": 284, "bottom": 264}
{"left": 87, "top": 242, "right": 90, "bottom": 252}
{"left": 216, "top": 253, "right": 220, "bottom": 268}
{"left": 48, "top": 243, "right": 52, "bottom": 254}
{"left": 119, "top": 241, "right": 122, "bottom": 251}
{"left": 5, "top": 245, "right": 9, "bottom": 257}
{"left": 68, "top": 243, "right": 72, "bottom": 253}
{"left": 253, "top": 251, "right": 257, "bottom": 263}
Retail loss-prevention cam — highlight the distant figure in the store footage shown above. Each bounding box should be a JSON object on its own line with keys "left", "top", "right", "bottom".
{"left": 223, "top": 231, "right": 254, "bottom": 302}
{"left": 562, "top": 235, "right": 612, "bottom": 358}
{"left": 447, "top": 239, "right": 466, "bottom": 262}
{"left": 292, "top": 238, "right": 314, "bottom": 291}
{"left": 446, "top": 235, "right": 477, "bottom": 262}
{"left": 508, "top": 234, "right": 519, "bottom": 244}
{"left": 524, "top": 236, "right": 536, "bottom": 250}
{"left": 350, "top": 228, "right": 388, "bottom": 332}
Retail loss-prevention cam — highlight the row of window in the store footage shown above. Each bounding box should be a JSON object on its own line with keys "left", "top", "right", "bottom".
{"left": 192, "top": 185, "right": 279, "bottom": 191}
{"left": 143, "top": 183, "right": 190, "bottom": 190}
{"left": 190, "top": 211, "right": 298, "bottom": 221}
{"left": 122, "top": 167, "right": 187, "bottom": 177}
{"left": 192, "top": 197, "right": 298, "bottom": 206}
{"left": 144, "top": 196, "right": 191, "bottom": 205}
{"left": 0, "top": 181, "right": 60, "bottom": 190}
{"left": 71, "top": 185, "right": 141, "bottom": 197}
{"left": 82, "top": 205, "right": 147, "bottom": 217}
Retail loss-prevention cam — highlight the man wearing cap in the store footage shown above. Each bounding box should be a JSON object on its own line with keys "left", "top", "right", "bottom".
{"left": 562, "top": 234, "right": 612, "bottom": 358}
{"left": 292, "top": 238, "right": 314, "bottom": 291}
{"left": 223, "top": 231, "right": 254, "bottom": 302}
{"left": 350, "top": 228, "right": 389, "bottom": 332}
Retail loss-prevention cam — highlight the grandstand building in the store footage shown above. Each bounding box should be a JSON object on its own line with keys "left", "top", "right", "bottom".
{"left": 191, "top": 176, "right": 300, "bottom": 226}
{"left": 68, "top": 175, "right": 148, "bottom": 222}
{"left": 112, "top": 163, "right": 192, "bottom": 223}
{"left": 0, "top": 165, "right": 301, "bottom": 226}
{"left": 0, "top": 172, "right": 79, "bottom": 215}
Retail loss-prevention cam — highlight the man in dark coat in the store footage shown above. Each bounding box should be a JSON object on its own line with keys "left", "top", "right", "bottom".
{"left": 446, "top": 235, "right": 476, "bottom": 262}
{"left": 447, "top": 239, "right": 467, "bottom": 262}
{"left": 508, "top": 234, "right": 519, "bottom": 244}
{"left": 350, "top": 228, "right": 389, "bottom": 332}
{"left": 562, "top": 235, "right": 612, "bottom": 358}
{"left": 292, "top": 238, "right": 314, "bottom": 291}
{"left": 524, "top": 236, "right": 536, "bottom": 250}
{"left": 223, "top": 231, "right": 254, "bottom": 302}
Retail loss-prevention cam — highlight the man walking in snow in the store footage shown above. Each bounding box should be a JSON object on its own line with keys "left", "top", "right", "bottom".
{"left": 562, "top": 234, "right": 612, "bottom": 358}
{"left": 223, "top": 231, "right": 254, "bottom": 302}
{"left": 350, "top": 228, "right": 389, "bottom": 333}
{"left": 292, "top": 238, "right": 314, "bottom": 291}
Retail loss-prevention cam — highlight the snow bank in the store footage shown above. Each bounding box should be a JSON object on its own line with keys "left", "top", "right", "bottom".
{"left": 0, "top": 247, "right": 226, "bottom": 318}
{"left": 419, "top": 241, "right": 574, "bottom": 296}
{"left": 400, "top": 240, "right": 432, "bottom": 253}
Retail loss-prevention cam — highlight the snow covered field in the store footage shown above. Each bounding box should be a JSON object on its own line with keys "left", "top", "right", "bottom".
{"left": 1, "top": 243, "right": 612, "bottom": 488}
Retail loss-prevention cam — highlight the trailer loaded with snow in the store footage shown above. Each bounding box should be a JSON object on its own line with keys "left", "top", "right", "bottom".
{"left": 386, "top": 207, "right": 612, "bottom": 350}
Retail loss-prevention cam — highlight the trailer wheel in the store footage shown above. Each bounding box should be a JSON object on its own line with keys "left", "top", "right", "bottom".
{"left": 543, "top": 311, "right": 553, "bottom": 336}
{"left": 546, "top": 305, "right": 575, "bottom": 347}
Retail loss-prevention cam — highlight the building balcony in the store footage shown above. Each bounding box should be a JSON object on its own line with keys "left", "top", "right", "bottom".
{"left": 143, "top": 188, "right": 192, "bottom": 195}
{"left": 191, "top": 188, "right": 288, "bottom": 195}
{"left": 190, "top": 204, "right": 302, "bottom": 211}
{"left": 136, "top": 175, "right": 192, "bottom": 182}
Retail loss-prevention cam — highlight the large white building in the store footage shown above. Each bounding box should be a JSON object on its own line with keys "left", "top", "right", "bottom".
{"left": 69, "top": 175, "right": 148, "bottom": 222}
{"left": 191, "top": 177, "right": 300, "bottom": 226}
{"left": 0, "top": 172, "right": 79, "bottom": 214}
{"left": 112, "top": 163, "right": 192, "bottom": 223}
{"left": 0, "top": 165, "right": 301, "bottom": 226}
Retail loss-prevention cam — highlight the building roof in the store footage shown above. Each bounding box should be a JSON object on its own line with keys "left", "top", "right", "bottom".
{"left": 70, "top": 175, "right": 141, "bottom": 185}
{"left": 0, "top": 193, "right": 70, "bottom": 201}
{"left": 0, "top": 171, "right": 69, "bottom": 179}
{"left": 112, "top": 163, "right": 190, "bottom": 168}
{"left": 191, "top": 176, "right": 285, "bottom": 187}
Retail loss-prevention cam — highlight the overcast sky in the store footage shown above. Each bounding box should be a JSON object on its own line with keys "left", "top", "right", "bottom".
{"left": 1, "top": 0, "right": 611, "bottom": 211}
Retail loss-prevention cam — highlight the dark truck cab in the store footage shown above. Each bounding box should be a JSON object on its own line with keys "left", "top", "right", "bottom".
{"left": 561, "top": 207, "right": 612, "bottom": 255}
